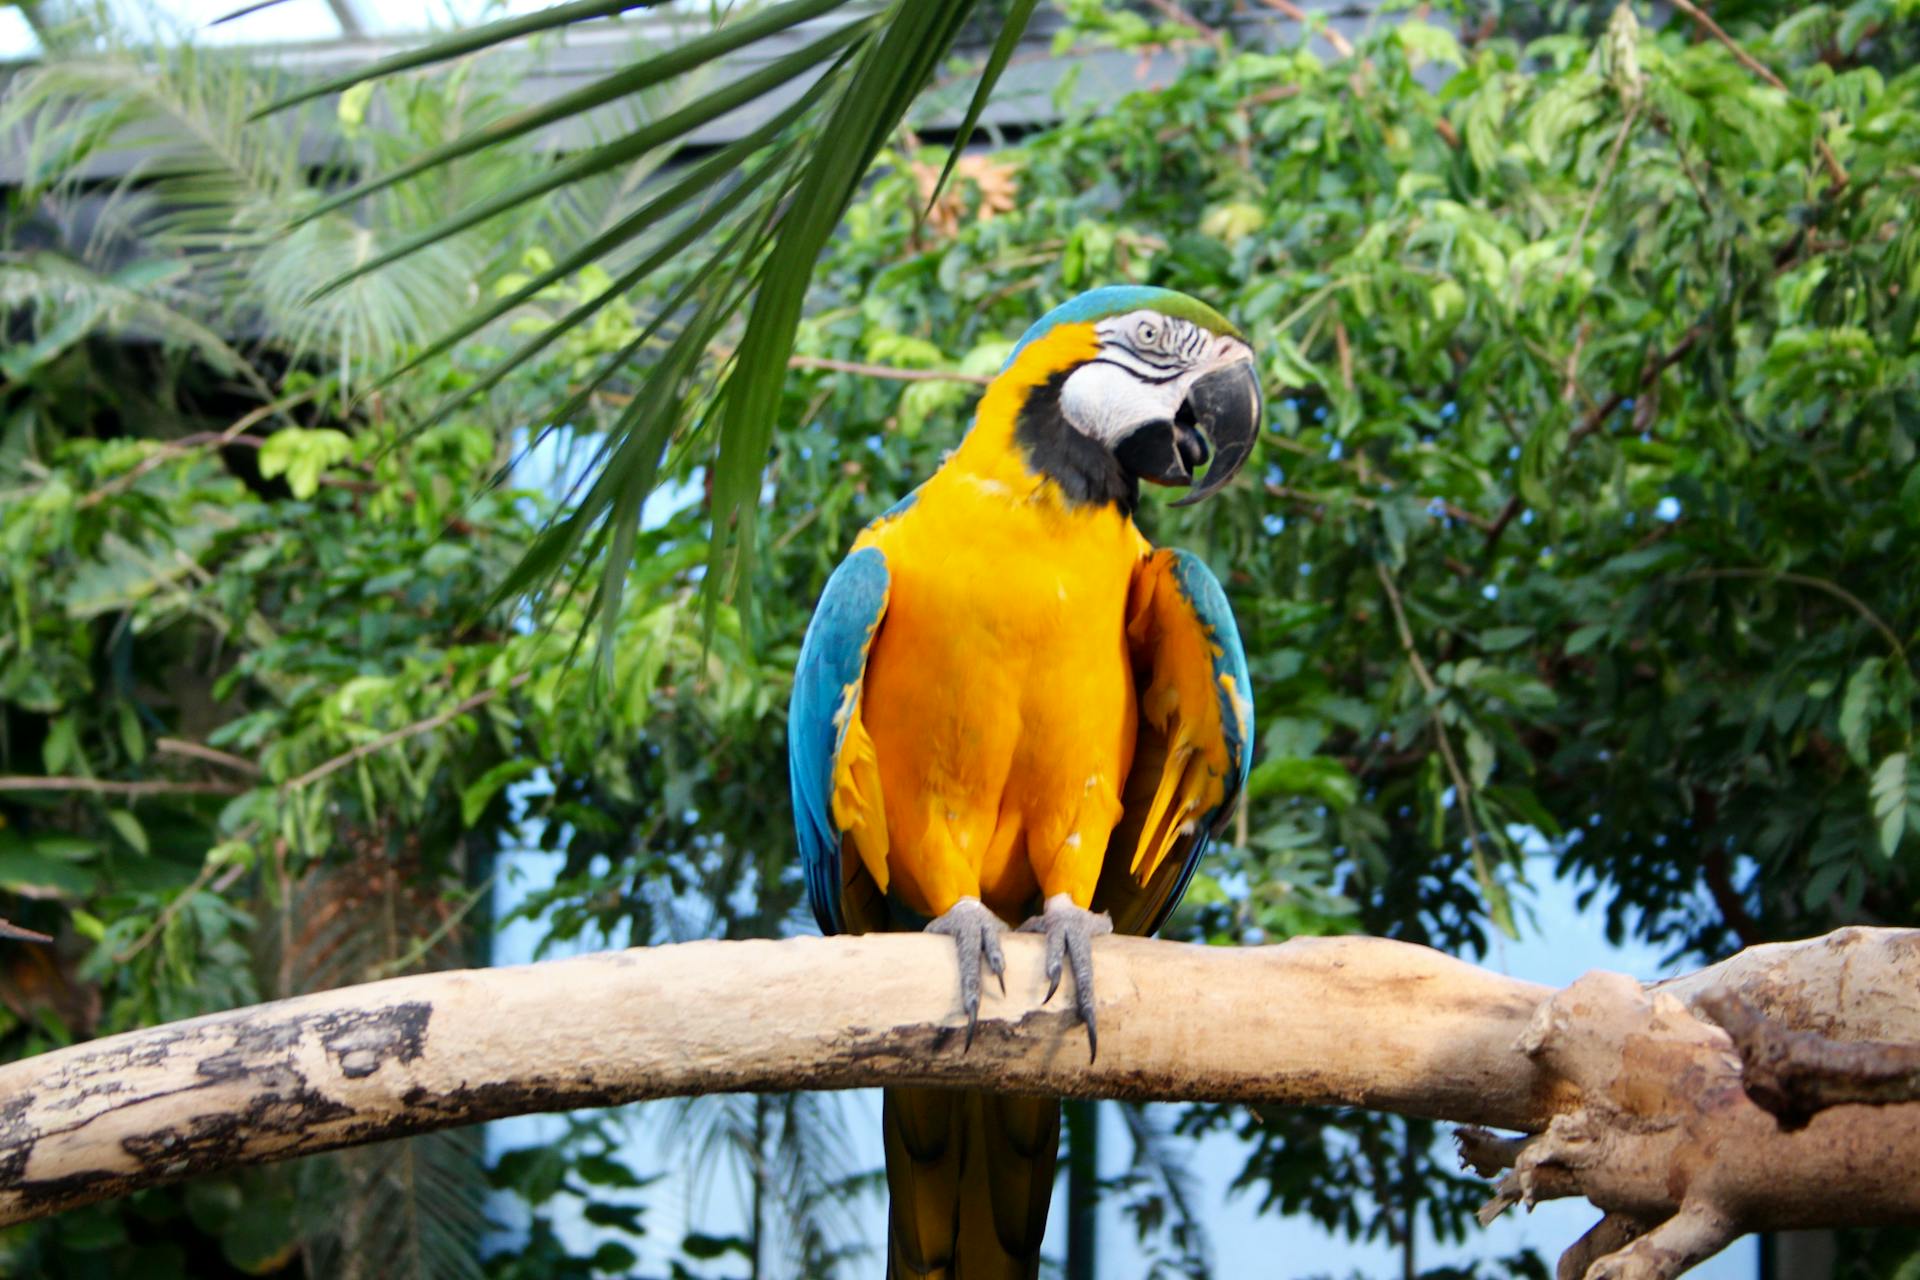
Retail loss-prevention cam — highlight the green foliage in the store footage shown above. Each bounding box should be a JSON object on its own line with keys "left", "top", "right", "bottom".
{"left": 747, "top": 1, "right": 1920, "bottom": 1266}
{"left": 0, "top": 16, "right": 772, "bottom": 1277}
{"left": 259, "top": 0, "right": 1042, "bottom": 622}
{"left": 6, "top": 0, "right": 1920, "bottom": 1275}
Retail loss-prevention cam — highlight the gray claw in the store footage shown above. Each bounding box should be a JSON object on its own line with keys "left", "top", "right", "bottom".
{"left": 1017, "top": 894, "right": 1113, "bottom": 1061}
{"left": 927, "top": 898, "right": 1008, "bottom": 1048}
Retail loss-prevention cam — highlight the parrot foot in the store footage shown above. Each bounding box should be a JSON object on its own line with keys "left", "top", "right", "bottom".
{"left": 926, "top": 897, "right": 1007, "bottom": 1049}
{"left": 1017, "top": 893, "right": 1113, "bottom": 1062}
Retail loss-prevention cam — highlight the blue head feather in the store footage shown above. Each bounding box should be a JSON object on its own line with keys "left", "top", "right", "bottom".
{"left": 1001, "top": 286, "right": 1240, "bottom": 371}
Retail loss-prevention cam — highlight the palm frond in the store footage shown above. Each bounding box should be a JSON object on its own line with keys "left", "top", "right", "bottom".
{"left": 299, "top": 1129, "right": 491, "bottom": 1280}
{"left": 257, "top": 0, "right": 1033, "bottom": 619}
{"left": 265, "top": 839, "right": 490, "bottom": 1280}
{"left": 388, "top": 68, "right": 831, "bottom": 395}
{"left": 661, "top": 1088, "right": 879, "bottom": 1272}
{"left": 309, "top": 13, "right": 876, "bottom": 299}
{"left": 257, "top": 0, "right": 664, "bottom": 116}
{"left": 249, "top": 213, "right": 476, "bottom": 393}
{"left": 921, "top": 0, "right": 1039, "bottom": 228}
{"left": 1115, "top": 1102, "right": 1210, "bottom": 1274}
{"left": 1, "top": 41, "right": 304, "bottom": 287}
{"left": 0, "top": 251, "right": 249, "bottom": 381}
{"left": 295, "top": 0, "right": 849, "bottom": 225}
{"left": 3, "top": 24, "right": 583, "bottom": 396}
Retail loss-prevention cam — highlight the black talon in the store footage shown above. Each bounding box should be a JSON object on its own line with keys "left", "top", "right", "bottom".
{"left": 1070, "top": 936, "right": 1100, "bottom": 1061}
{"left": 928, "top": 899, "right": 1008, "bottom": 1051}
{"left": 1017, "top": 897, "right": 1112, "bottom": 1062}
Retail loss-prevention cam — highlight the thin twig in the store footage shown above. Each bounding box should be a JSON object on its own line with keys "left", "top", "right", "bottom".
{"left": 1567, "top": 326, "right": 1703, "bottom": 448}
{"left": 0, "top": 776, "right": 244, "bottom": 797}
{"left": 115, "top": 855, "right": 226, "bottom": 964}
{"left": 1264, "top": 437, "right": 1493, "bottom": 532}
{"left": 1565, "top": 100, "right": 1641, "bottom": 270}
{"left": 1667, "top": 0, "right": 1847, "bottom": 190}
{"left": 1484, "top": 326, "right": 1704, "bottom": 554}
{"left": 1654, "top": 114, "right": 1715, "bottom": 219}
{"left": 281, "top": 673, "right": 530, "bottom": 792}
{"left": 1253, "top": 0, "right": 1354, "bottom": 58}
{"left": 1674, "top": 568, "right": 1908, "bottom": 668}
{"left": 1247, "top": 83, "right": 1302, "bottom": 108}
{"left": 1139, "top": 0, "right": 1223, "bottom": 47}
{"left": 369, "top": 873, "right": 499, "bottom": 980}
{"left": 1374, "top": 560, "right": 1493, "bottom": 878}
{"left": 77, "top": 389, "right": 315, "bottom": 510}
{"left": 786, "top": 355, "right": 991, "bottom": 386}
{"left": 155, "top": 738, "right": 261, "bottom": 777}
{"left": 0, "top": 919, "right": 51, "bottom": 944}
{"left": 1266, "top": 481, "right": 1493, "bottom": 533}
{"left": 1562, "top": 320, "right": 1592, "bottom": 408}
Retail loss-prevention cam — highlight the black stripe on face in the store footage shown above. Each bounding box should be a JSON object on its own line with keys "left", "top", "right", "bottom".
{"left": 1105, "top": 342, "right": 1184, "bottom": 374}
{"left": 1089, "top": 356, "right": 1184, "bottom": 386}
{"left": 1013, "top": 369, "right": 1139, "bottom": 514}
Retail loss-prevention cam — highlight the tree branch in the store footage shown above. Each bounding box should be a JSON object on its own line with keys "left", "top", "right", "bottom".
{"left": 1252, "top": 0, "right": 1355, "bottom": 59}
{"left": 786, "top": 355, "right": 992, "bottom": 386}
{"left": 1696, "top": 991, "right": 1920, "bottom": 1127}
{"left": 1375, "top": 560, "right": 1496, "bottom": 888}
{"left": 1465, "top": 949, "right": 1920, "bottom": 1277}
{"left": 281, "top": 674, "right": 529, "bottom": 791}
{"left": 1701, "top": 844, "right": 1765, "bottom": 949}
{"left": 0, "top": 776, "right": 244, "bottom": 797}
{"left": 1666, "top": 0, "right": 1847, "bottom": 190}
{"left": 0, "top": 934, "right": 1560, "bottom": 1227}
{"left": 4, "top": 928, "right": 1920, "bottom": 1280}
{"left": 1483, "top": 326, "right": 1703, "bottom": 554}
{"left": 154, "top": 738, "right": 261, "bottom": 778}
{"left": 76, "top": 389, "right": 314, "bottom": 511}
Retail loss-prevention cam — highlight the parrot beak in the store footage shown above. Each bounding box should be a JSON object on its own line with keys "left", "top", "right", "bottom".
{"left": 1169, "top": 356, "right": 1262, "bottom": 508}
{"left": 1113, "top": 356, "right": 1262, "bottom": 502}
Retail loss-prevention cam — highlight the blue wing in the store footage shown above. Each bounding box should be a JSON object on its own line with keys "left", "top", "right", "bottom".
{"left": 789, "top": 546, "right": 891, "bottom": 936}
{"left": 1096, "top": 548, "right": 1254, "bottom": 938}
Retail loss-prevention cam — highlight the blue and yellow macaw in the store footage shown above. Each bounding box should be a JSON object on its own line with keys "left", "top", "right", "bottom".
{"left": 789, "top": 286, "right": 1258, "bottom": 1278}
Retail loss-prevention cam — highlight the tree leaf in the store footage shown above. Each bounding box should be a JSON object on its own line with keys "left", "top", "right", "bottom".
{"left": 1840, "top": 659, "right": 1883, "bottom": 766}
{"left": 1872, "top": 751, "right": 1908, "bottom": 858}
{"left": 1564, "top": 624, "right": 1607, "bottom": 655}
{"left": 104, "top": 810, "right": 149, "bottom": 856}
{"left": 459, "top": 760, "right": 539, "bottom": 828}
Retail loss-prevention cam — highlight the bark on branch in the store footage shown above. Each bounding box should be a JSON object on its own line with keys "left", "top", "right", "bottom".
{"left": 1695, "top": 989, "right": 1920, "bottom": 1126}
{"left": 0, "top": 928, "right": 1916, "bottom": 1279}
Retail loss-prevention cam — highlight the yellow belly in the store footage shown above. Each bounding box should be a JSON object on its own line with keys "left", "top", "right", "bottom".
{"left": 853, "top": 473, "right": 1146, "bottom": 922}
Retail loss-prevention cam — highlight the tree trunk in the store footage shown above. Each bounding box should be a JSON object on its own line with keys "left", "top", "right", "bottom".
{"left": 1064, "top": 1099, "right": 1097, "bottom": 1280}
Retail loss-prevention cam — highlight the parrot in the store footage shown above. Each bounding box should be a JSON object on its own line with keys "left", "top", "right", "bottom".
{"left": 788, "top": 285, "right": 1259, "bottom": 1278}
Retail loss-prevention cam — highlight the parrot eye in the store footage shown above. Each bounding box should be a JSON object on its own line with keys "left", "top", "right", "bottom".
{"left": 1139, "top": 322, "right": 1159, "bottom": 346}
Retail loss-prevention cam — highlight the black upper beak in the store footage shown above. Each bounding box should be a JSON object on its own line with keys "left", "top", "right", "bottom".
{"left": 1170, "top": 357, "right": 1262, "bottom": 507}
{"left": 1112, "top": 358, "right": 1263, "bottom": 505}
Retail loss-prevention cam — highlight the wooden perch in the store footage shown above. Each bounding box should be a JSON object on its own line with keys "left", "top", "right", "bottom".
{"left": 0, "top": 928, "right": 1916, "bottom": 1280}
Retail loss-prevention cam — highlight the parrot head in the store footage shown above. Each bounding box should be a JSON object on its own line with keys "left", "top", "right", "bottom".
{"left": 999, "top": 285, "right": 1263, "bottom": 509}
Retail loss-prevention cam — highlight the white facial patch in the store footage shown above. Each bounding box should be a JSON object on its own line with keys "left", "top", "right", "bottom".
{"left": 1056, "top": 310, "right": 1253, "bottom": 445}
{"left": 1059, "top": 359, "right": 1182, "bottom": 445}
